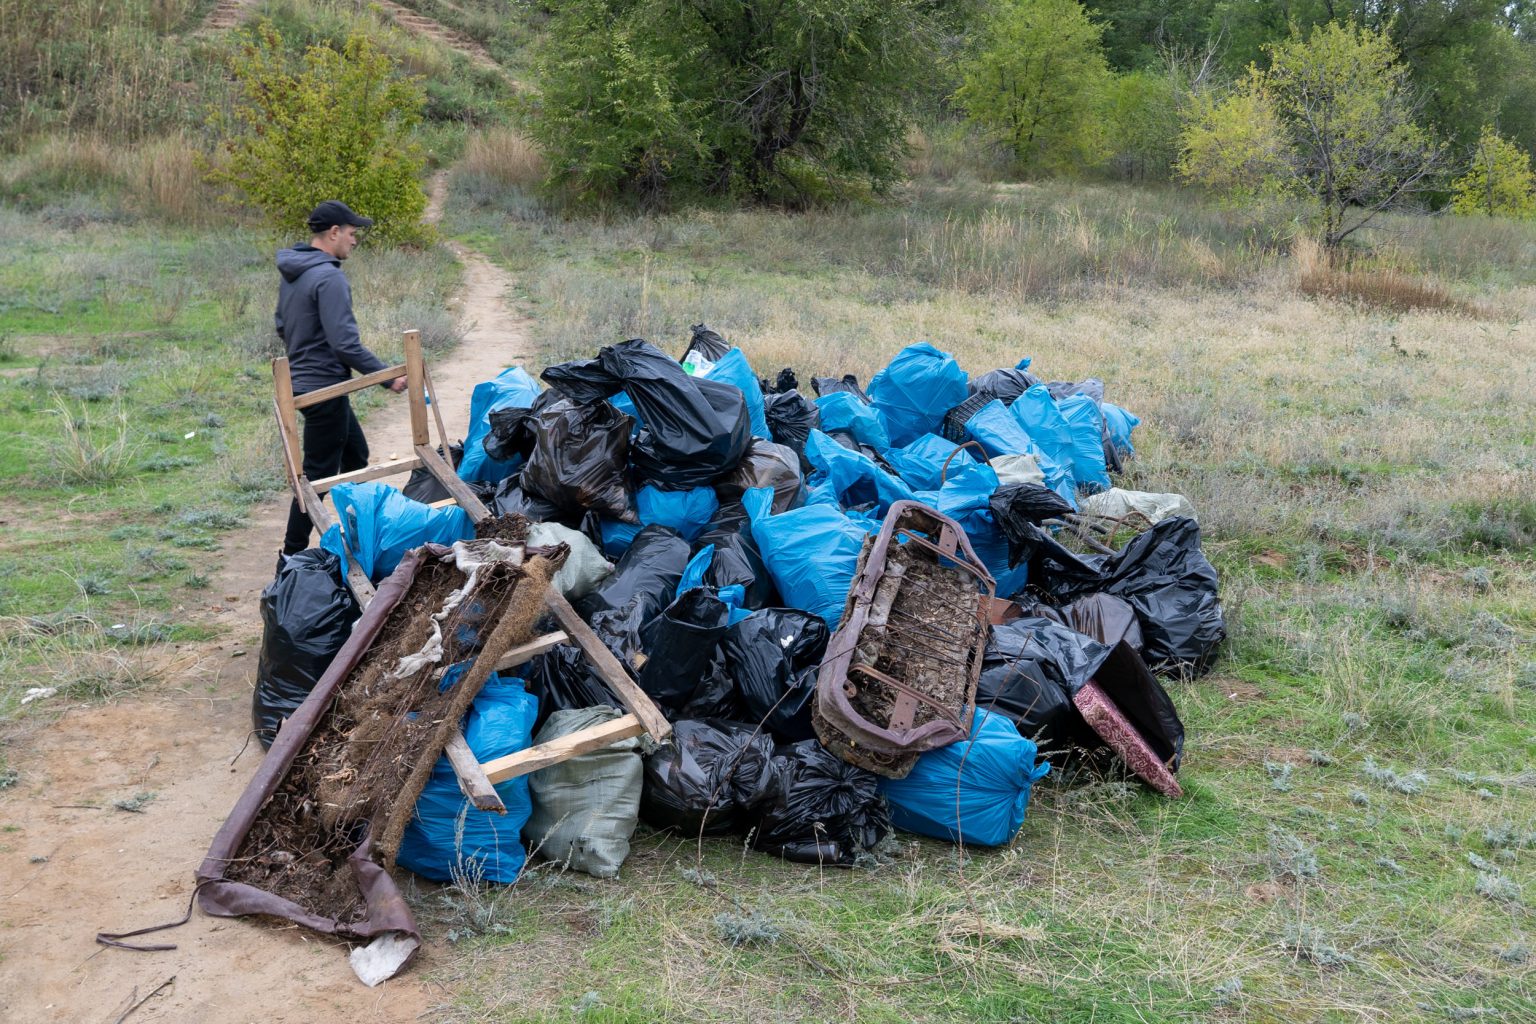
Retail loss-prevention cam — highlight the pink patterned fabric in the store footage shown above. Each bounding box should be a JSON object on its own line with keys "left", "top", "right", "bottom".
{"left": 1073, "top": 680, "right": 1183, "bottom": 798}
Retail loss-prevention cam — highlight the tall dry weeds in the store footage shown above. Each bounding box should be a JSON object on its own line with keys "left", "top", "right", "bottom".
{"left": 457, "top": 127, "right": 544, "bottom": 190}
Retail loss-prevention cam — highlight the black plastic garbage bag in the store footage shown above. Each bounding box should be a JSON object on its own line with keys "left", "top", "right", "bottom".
{"left": 492, "top": 472, "right": 575, "bottom": 526}
{"left": 1047, "top": 378, "right": 1104, "bottom": 404}
{"left": 640, "top": 719, "right": 779, "bottom": 836}
{"left": 580, "top": 525, "right": 693, "bottom": 665}
{"left": 753, "top": 740, "right": 889, "bottom": 866}
{"left": 637, "top": 589, "right": 731, "bottom": 711}
{"left": 761, "top": 368, "right": 798, "bottom": 394}
{"left": 519, "top": 396, "right": 634, "bottom": 519}
{"left": 520, "top": 645, "right": 622, "bottom": 734}
{"left": 1045, "top": 517, "right": 1225, "bottom": 676}
{"left": 977, "top": 617, "right": 1108, "bottom": 752}
{"left": 810, "top": 374, "right": 871, "bottom": 403}
{"left": 990, "top": 494, "right": 1101, "bottom": 583}
{"left": 401, "top": 443, "right": 464, "bottom": 503}
{"left": 253, "top": 549, "right": 361, "bottom": 748}
{"left": 718, "top": 609, "right": 828, "bottom": 742}
{"left": 762, "top": 389, "right": 820, "bottom": 470}
{"left": 969, "top": 365, "right": 1040, "bottom": 405}
{"left": 694, "top": 521, "right": 777, "bottom": 610}
{"left": 542, "top": 338, "right": 750, "bottom": 489}
{"left": 714, "top": 439, "right": 803, "bottom": 513}
{"left": 682, "top": 323, "right": 731, "bottom": 363}
{"left": 679, "top": 648, "right": 748, "bottom": 721}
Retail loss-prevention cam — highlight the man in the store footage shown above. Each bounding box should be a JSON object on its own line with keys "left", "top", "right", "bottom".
{"left": 276, "top": 200, "right": 406, "bottom": 561}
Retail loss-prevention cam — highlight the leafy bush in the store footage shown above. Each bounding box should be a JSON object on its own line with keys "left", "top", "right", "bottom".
{"left": 1451, "top": 126, "right": 1536, "bottom": 218}
{"left": 208, "top": 22, "right": 430, "bottom": 245}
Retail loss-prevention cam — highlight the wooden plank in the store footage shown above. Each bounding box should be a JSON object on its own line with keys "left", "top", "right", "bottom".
{"left": 481, "top": 713, "right": 646, "bottom": 784}
{"left": 296, "top": 478, "right": 334, "bottom": 532}
{"left": 311, "top": 455, "right": 424, "bottom": 494}
{"left": 302, "top": 478, "right": 377, "bottom": 606}
{"left": 424, "top": 365, "right": 454, "bottom": 455}
{"left": 445, "top": 731, "right": 506, "bottom": 813}
{"left": 415, "top": 444, "right": 492, "bottom": 523}
{"left": 291, "top": 364, "right": 407, "bottom": 409}
{"left": 403, "top": 329, "right": 429, "bottom": 447}
{"left": 272, "top": 358, "right": 304, "bottom": 513}
{"left": 544, "top": 590, "right": 672, "bottom": 742}
{"left": 493, "top": 630, "right": 568, "bottom": 672}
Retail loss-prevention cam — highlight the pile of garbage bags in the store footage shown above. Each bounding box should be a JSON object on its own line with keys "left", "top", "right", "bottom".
{"left": 255, "top": 327, "right": 1225, "bottom": 880}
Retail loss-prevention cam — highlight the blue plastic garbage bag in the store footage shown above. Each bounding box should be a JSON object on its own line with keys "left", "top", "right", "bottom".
{"left": 637, "top": 485, "right": 719, "bottom": 543}
{"left": 920, "top": 460, "right": 1029, "bottom": 598}
{"left": 868, "top": 342, "right": 969, "bottom": 448}
{"left": 598, "top": 517, "right": 643, "bottom": 558}
{"left": 879, "top": 708, "right": 1050, "bottom": 847}
{"left": 397, "top": 667, "right": 538, "bottom": 883}
{"left": 816, "top": 391, "right": 891, "bottom": 451}
{"left": 1102, "top": 402, "right": 1140, "bottom": 458}
{"left": 1058, "top": 394, "right": 1111, "bottom": 493}
{"left": 963, "top": 399, "right": 1036, "bottom": 458}
{"left": 884, "top": 433, "right": 976, "bottom": 491}
{"left": 963, "top": 400, "right": 1076, "bottom": 509}
{"left": 459, "top": 367, "right": 541, "bottom": 483}
{"left": 702, "top": 348, "right": 771, "bottom": 440}
{"left": 803, "top": 430, "right": 915, "bottom": 515}
{"left": 321, "top": 481, "right": 474, "bottom": 583}
{"left": 745, "top": 487, "right": 871, "bottom": 627}
{"left": 1010, "top": 385, "right": 1078, "bottom": 484}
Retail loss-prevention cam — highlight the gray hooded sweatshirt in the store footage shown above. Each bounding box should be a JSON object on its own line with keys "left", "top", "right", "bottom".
{"left": 275, "top": 245, "right": 388, "bottom": 394}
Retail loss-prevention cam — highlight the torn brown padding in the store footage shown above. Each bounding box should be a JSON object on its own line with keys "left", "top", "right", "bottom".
{"left": 197, "top": 547, "right": 430, "bottom": 944}
{"left": 197, "top": 539, "right": 564, "bottom": 946}
{"left": 813, "top": 501, "right": 994, "bottom": 779}
{"left": 375, "top": 550, "right": 559, "bottom": 868}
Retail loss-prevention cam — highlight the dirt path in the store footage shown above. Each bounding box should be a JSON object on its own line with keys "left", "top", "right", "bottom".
{"left": 0, "top": 174, "right": 530, "bottom": 1023}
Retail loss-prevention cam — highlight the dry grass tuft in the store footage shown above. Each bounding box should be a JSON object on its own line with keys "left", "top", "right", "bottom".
{"left": 458, "top": 127, "right": 544, "bottom": 190}
{"left": 122, "top": 132, "right": 217, "bottom": 224}
{"left": 1293, "top": 236, "right": 1480, "bottom": 315}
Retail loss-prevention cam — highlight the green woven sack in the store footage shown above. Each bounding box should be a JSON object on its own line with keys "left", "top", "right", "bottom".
{"left": 524, "top": 706, "right": 643, "bottom": 878}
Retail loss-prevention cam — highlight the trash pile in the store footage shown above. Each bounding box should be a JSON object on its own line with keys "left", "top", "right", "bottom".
{"left": 253, "top": 327, "right": 1225, "bottom": 890}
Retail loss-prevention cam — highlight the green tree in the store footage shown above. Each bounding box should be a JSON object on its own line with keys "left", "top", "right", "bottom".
{"left": 532, "top": 0, "right": 938, "bottom": 206}
{"left": 1101, "top": 67, "right": 1183, "bottom": 181}
{"left": 209, "top": 22, "right": 429, "bottom": 245}
{"left": 1450, "top": 125, "right": 1536, "bottom": 217}
{"left": 1179, "top": 21, "right": 1444, "bottom": 248}
{"left": 954, "top": 0, "right": 1112, "bottom": 175}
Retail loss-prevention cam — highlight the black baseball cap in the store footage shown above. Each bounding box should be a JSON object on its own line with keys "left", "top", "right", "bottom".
{"left": 307, "top": 200, "right": 374, "bottom": 233}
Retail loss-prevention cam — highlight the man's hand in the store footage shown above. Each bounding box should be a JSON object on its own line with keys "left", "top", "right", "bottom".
{"left": 389, "top": 376, "right": 408, "bottom": 393}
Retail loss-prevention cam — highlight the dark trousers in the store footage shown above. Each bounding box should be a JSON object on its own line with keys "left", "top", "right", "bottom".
{"left": 283, "top": 396, "right": 370, "bottom": 555}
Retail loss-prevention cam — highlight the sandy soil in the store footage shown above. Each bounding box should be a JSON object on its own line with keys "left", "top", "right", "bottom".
{"left": 0, "top": 176, "right": 530, "bottom": 1023}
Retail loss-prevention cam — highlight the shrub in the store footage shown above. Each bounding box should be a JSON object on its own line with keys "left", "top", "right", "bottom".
{"left": 208, "top": 22, "right": 430, "bottom": 245}
{"left": 1451, "top": 126, "right": 1536, "bottom": 219}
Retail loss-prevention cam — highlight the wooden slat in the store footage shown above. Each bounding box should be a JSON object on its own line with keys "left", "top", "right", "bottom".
{"left": 493, "top": 630, "right": 568, "bottom": 672}
{"left": 291, "top": 364, "right": 407, "bottom": 409}
{"left": 272, "top": 358, "right": 304, "bottom": 513}
{"left": 544, "top": 590, "right": 671, "bottom": 742}
{"left": 424, "top": 365, "right": 453, "bottom": 455}
{"left": 481, "top": 713, "right": 646, "bottom": 784}
{"left": 403, "top": 329, "right": 429, "bottom": 447}
{"left": 311, "top": 455, "right": 424, "bottom": 494}
{"left": 415, "top": 444, "right": 491, "bottom": 523}
{"left": 445, "top": 732, "right": 506, "bottom": 813}
{"left": 302, "top": 478, "right": 377, "bottom": 606}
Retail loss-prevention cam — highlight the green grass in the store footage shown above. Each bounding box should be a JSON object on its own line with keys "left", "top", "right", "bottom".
{"left": 421, "top": 171, "right": 1536, "bottom": 1021}
{"left": 0, "top": 208, "right": 462, "bottom": 730}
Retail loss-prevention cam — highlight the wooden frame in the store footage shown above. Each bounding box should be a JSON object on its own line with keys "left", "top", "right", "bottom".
{"left": 272, "top": 334, "right": 671, "bottom": 818}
